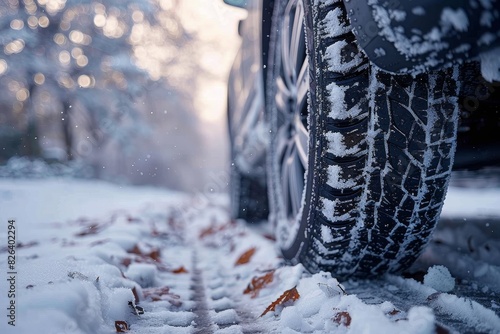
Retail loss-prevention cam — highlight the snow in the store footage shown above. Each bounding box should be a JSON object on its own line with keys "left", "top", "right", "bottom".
{"left": 411, "top": 7, "right": 425, "bottom": 16}
{"left": 125, "top": 263, "right": 158, "bottom": 288}
{"left": 0, "top": 178, "right": 183, "bottom": 232}
{"left": 367, "top": 0, "right": 500, "bottom": 78}
{"left": 440, "top": 183, "right": 500, "bottom": 218}
{"left": 390, "top": 10, "right": 406, "bottom": 22}
{"left": 423, "top": 265, "right": 455, "bottom": 292}
{"left": 327, "top": 165, "right": 357, "bottom": 190}
{"left": 440, "top": 8, "right": 469, "bottom": 32}
{"left": 325, "top": 40, "right": 364, "bottom": 74}
{"left": 321, "top": 225, "right": 335, "bottom": 243}
{"left": 480, "top": 47, "right": 500, "bottom": 82}
{"left": 322, "top": 7, "right": 350, "bottom": 37}
{"left": 0, "top": 177, "right": 499, "bottom": 333}
{"left": 325, "top": 132, "right": 363, "bottom": 157}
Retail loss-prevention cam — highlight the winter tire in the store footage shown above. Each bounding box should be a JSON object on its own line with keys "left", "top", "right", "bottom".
{"left": 267, "top": 0, "right": 460, "bottom": 278}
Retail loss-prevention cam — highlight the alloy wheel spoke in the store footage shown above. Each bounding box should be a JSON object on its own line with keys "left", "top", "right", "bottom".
{"left": 294, "top": 116, "right": 309, "bottom": 168}
{"left": 297, "top": 59, "right": 309, "bottom": 115}
{"left": 290, "top": 1, "right": 305, "bottom": 78}
{"left": 281, "top": 141, "right": 294, "bottom": 214}
{"left": 289, "top": 146, "right": 305, "bottom": 216}
{"left": 281, "top": 8, "right": 294, "bottom": 89}
{"left": 276, "top": 0, "right": 309, "bottom": 222}
{"left": 276, "top": 77, "right": 292, "bottom": 118}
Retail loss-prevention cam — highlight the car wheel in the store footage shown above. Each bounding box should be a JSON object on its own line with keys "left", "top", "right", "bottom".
{"left": 267, "top": 0, "right": 461, "bottom": 277}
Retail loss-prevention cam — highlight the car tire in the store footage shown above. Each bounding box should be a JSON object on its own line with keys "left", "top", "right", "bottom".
{"left": 267, "top": 0, "right": 461, "bottom": 278}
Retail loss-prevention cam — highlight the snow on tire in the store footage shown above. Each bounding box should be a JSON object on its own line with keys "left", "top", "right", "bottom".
{"left": 267, "top": 0, "right": 460, "bottom": 278}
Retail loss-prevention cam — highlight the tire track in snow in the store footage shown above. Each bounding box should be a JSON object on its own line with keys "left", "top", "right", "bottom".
{"left": 191, "top": 250, "right": 215, "bottom": 333}
{"left": 194, "top": 242, "right": 265, "bottom": 334}
{"left": 190, "top": 245, "right": 262, "bottom": 333}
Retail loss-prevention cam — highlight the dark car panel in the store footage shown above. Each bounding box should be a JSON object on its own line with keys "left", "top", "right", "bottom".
{"left": 227, "top": 0, "right": 268, "bottom": 177}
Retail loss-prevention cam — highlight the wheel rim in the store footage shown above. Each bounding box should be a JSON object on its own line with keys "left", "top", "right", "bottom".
{"left": 275, "top": 0, "right": 309, "bottom": 225}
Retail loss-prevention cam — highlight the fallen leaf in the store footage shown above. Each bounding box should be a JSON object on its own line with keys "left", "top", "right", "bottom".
{"left": 260, "top": 286, "right": 300, "bottom": 317}
{"left": 317, "top": 283, "right": 346, "bottom": 297}
{"left": 143, "top": 286, "right": 182, "bottom": 307}
{"left": 151, "top": 227, "right": 168, "bottom": 237}
{"left": 17, "top": 241, "right": 39, "bottom": 249}
{"left": 332, "top": 310, "right": 352, "bottom": 327}
{"left": 427, "top": 292, "right": 441, "bottom": 302}
{"left": 68, "top": 271, "right": 89, "bottom": 281}
{"left": 75, "top": 222, "right": 109, "bottom": 237}
{"left": 199, "top": 221, "right": 235, "bottom": 239}
{"left": 235, "top": 247, "right": 257, "bottom": 266}
{"left": 90, "top": 239, "right": 111, "bottom": 246}
{"left": 262, "top": 234, "right": 276, "bottom": 241}
{"left": 436, "top": 323, "right": 451, "bottom": 334}
{"left": 387, "top": 309, "right": 401, "bottom": 316}
{"left": 149, "top": 249, "right": 161, "bottom": 262}
{"left": 121, "top": 258, "right": 132, "bottom": 267}
{"left": 128, "top": 301, "right": 144, "bottom": 315}
{"left": 244, "top": 271, "right": 274, "bottom": 298}
{"left": 172, "top": 266, "right": 189, "bottom": 274}
{"left": 121, "top": 254, "right": 170, "bottom": 272}
{"left": 128, "top": 245, "right": 161, "bottom": 262}
{"left": 0, "top": 241, "right": 38, "bottom": 253}
{"left": 115, "top": 320, "right": 129, "bottom": 332}
{"left": 127, "top": 216, "right": 142, "bottom": 223}
{"left": 132, "top": 287, "right": 140, "bottom": 304}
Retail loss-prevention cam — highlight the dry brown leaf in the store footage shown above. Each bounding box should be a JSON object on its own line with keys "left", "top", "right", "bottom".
{"left": 17, "top": 241, "right": 39, "bottom": 249}
{"left": 127, "top": 216, "right": 142, "bottom": 223}
{"left": 332, "top": 310, "right": 352, "bottom": 327}
{"left": 149, "top": 249, "right": 161, "bottom": 262}
{"left": 0, "top": 241, "right": 38, "bottom": 253}
{"left": 436, "top": 323, "right": 452, "bottom": 334}
{"left": 128, "top": 301, "right": 144, "bottom": 315}
{"left": 172, "top": 266, "right": 189, "bottom": 274}
{"left": 427, "top": 292, "right": 441, "bottom": 302}
{"left": 244, "top": 271, "right": 275, "bottom": 298}
{"left": 89, "top": 239, "right": 110, "bottom": 246}
{"left": 151, "top": 227, "right": 169, "bottom": 237}
{"left": 387, "top": 308, "right": 401, "bottom": 316}
{"left": 121, "top": 254, "right": 170, "bottom": 272}
{"left": 128, "top": 245, "right": 162, "bottom": 262}
{"left": 199, "top": 221, "right": 235, "bottom": 239}
{"left": 75, "top": 222, "right": 109, "bottom": 237}
{"left": 132, "top": 286, "right": 140, "bottom": 304}
{"left": 199, "top": 226, "right": 217, "bottom": 239}
{"left": 260, "top": 286, "right": 300, "bottom": 317}
{"left": 115, "top": 320, "right": 129, "bottom": 332}
{"left": 235, "top": 247, "right": 257, "bottom": 266}
{"left": 121, "top": 258, "right": 132, "bottom": 268}
{"left": 143, "top": 286, "right": 182, "bottom": 307}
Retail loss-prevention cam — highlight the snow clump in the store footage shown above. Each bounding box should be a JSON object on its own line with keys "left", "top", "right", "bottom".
{"left": 423, "top": 265, "right": 455, "bottom": 292}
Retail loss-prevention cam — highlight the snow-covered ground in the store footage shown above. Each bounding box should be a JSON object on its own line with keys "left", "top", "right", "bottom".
{"left": 0, "top": 177, "right": 499, "bottom": 333}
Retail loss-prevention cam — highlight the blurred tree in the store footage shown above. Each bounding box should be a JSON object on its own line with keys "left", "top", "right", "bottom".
{"left": 0, "top": 0, "right": 158, "bottom": 161}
